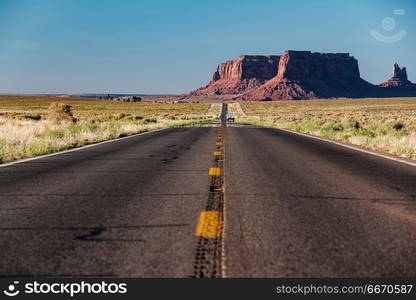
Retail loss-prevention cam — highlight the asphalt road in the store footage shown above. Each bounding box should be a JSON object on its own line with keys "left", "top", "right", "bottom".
{"left": 225, "top": 126, "right": 416, "bottom": 277}
{"left": 0, "top": 127, "right": 217, "bottom": 277}
{"left": 1, "top": 124, "right": 416, "bottom": 277}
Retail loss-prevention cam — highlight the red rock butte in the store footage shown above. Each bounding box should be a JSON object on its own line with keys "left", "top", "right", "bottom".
{"left": 190, "top": 50, "right": 416, "bottom": 101}
{"left": 191, "top": 55, "right": 280, "bottom": 95}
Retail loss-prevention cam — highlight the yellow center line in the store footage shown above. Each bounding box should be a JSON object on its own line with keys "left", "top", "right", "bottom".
{"left": 217, "top": 142, "right": 224, "bottom": 146}
{"left": 214, "top": 151, "right": 222, "bottom": 156}
{"left": 209, "top": 167, "right": 222, "bottom": 176}
{"left": 196, "top": 211, "right": 222, "bottom": 238}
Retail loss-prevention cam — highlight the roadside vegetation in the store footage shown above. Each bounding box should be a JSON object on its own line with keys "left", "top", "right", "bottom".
{"left": 0, "top": 95, "right": 213, "bottom": 163}
{"left": 238, "top": 97, "right": 416, "bottom": 160}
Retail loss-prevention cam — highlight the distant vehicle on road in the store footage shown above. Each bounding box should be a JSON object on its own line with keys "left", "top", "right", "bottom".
{"left": 226, "top": 114, "right": 235, "bottom": 122}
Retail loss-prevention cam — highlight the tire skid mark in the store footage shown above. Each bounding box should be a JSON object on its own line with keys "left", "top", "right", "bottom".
{"left": 193, "top": 104, "right": 227, "bottom": 278}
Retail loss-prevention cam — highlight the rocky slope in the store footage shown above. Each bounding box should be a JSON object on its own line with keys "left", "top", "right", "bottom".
{"left": 191, "top": 55, "right": 280, "bottom": 95}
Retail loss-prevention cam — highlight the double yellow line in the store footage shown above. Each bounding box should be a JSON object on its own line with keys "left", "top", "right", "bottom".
{"left": 196, "top": 127, "right": 225, "bottom": 239}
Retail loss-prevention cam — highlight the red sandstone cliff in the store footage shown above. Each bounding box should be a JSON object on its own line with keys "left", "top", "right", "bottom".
{"left": 242, "top": 51, "right": 376, "bottom": 101}
{"left": 191, "top": 55, "right": 280, "bottom": 95}
{"left": 191, "top": 50, "right": 416, "bottom": 100}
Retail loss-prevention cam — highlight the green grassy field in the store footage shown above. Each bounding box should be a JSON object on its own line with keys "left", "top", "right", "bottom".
{"left": 0, "top": 96, "right": 214, "bottom": 163}
{"left": 237, "top": 97, "right": 416, "bottom": 160}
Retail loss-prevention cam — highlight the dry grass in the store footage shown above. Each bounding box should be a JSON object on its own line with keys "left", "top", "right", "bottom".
{"left": 0, "top": 95, "right": 209, "bottom": 115}
{"left": 239, "top": 97, "right": 416, "bottom": 160}
{"left": 0, "top": 95, "right": 212, "bottom": 163}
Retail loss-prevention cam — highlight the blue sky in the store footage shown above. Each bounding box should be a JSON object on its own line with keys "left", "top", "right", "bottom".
{"left": 0, "top": 0, "right": 415, "bottom": 94}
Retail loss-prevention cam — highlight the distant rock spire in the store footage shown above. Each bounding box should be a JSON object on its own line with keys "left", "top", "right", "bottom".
{"left": 212, "top": 64, "right": 221, "bottom": 82}
{"left": 380, "top": 63, "right": 414, "bottom": 88}
{"left": 392, "top": 63, "right": 408, "bottom": 80}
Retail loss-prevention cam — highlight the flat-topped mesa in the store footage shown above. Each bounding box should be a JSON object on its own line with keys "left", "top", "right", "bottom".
{"left": 191, "top": 55, "right": 280, "bottom": 95}
{"left": 276, "top": 51, "right": 360, "bottom": 80}
{"left": 242, "top": 50, "right": 375, "bottom": 101}
{"left": 191, "top": 50, "right": 416, "bottom": 100}
{"left": 379, "top": 63, "right": 415, "bottom": 89}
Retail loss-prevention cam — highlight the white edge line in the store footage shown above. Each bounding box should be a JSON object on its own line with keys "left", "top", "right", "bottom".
{"left": 0, "top": 127, "right": 169, "bottom": 168}
{"left": 276, "top": 127, "right": 416, "bottom": 168}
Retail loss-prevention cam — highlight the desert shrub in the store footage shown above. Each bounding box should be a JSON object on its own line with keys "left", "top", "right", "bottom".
{"left": 143, "top": 118, "right": 157, "bottom": 124}
{"left": 114, "top": 113, "right": 126, "bottom": 120}
{"left": 346, "top": 118, "right": 361, "bottom": 129}
{"left": 124, "top": 115, "right": 134, "bottom": 121}
{"left": 67, "top": 124, "right": 82, "bottom": 135}
{"left": 330, "top": 123, "right": 343, "bottom": 131}
{"left": 340, "top": 133, "right": 351, "bottom": 140}
{"left": 26, "top": 140, "right": 53, "bottom": 157}
{"left": 48, "top": 102, "right": 76, "bottom": 124}
{"left": 321, "top": 128, "right": 336, "bottom": 138}
{"left": 395, "top": 144, "right": 414, "bottom": 158}
{"left": 15, "top": 114, "right": 42, "bottom": 121}
{"left": 86, "top": 122, "right": 98, "bottom": 131}
{"left": 393, "top": 121, "right": 405, "bottom": 131}
{"left": 288, "top": 123, "right": 303, "bottom": 132}
{"left": 106, "top": 121, "right": 119, "bottom": 129}
{"left": 94, "top": 113, "right": 133, "bottom": 122}
{"left": 354, "top": 127, "right": 376, "bottom": 138}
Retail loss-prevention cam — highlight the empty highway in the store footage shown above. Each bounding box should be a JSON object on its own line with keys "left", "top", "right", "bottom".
{"left": 1, "top": 121, "right": 416, "bottom": 277}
